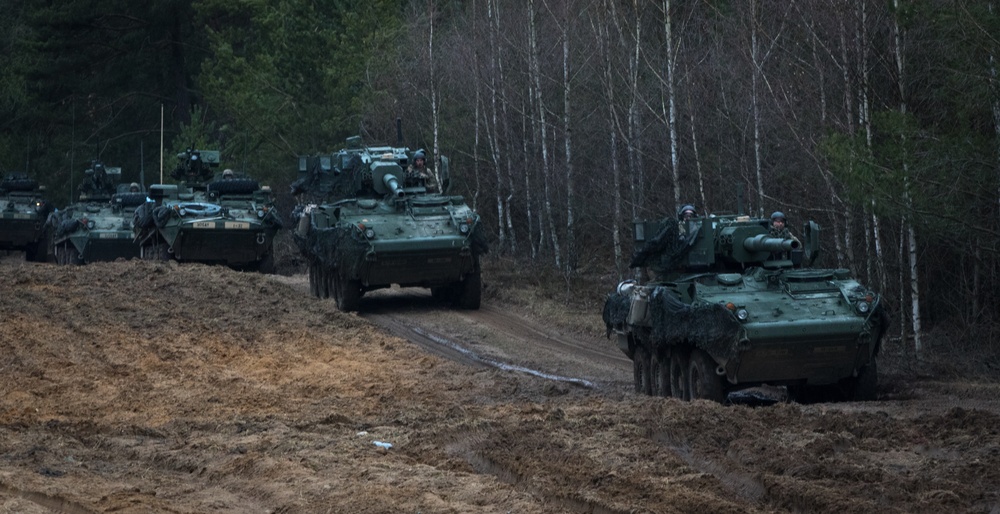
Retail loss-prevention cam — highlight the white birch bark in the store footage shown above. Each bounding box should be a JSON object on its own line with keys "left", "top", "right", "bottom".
{"left": 893, "top": 0, "right": 922, "bottom": 353}
{"left": 528, "top": 0, "right": 561, "bottom": 267}
{"left": 428, "top": 1, "right": 440, "bottom": 188}
{"left": 838, "top": 12, "right": 855, "bottom": 271}
{"left": 627, "top": 0, "right": 643, "bottom": 221}
{"left": 663, "top": 0, "right": 680, "bottom": 208}
{"left": 751, "top": 0, "right": 764, "bottom": 215}
{"left": 486, "top": 0, "right": 507, "bottom": 249}
{"left": 561, "top": 1, "right": 575, "bottom": 271}
{"left": 598, "top": 0, "right": 623, "bottom": 275}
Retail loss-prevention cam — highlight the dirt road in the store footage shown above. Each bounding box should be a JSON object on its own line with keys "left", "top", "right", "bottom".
{"left": 2, "top": 258, "right": 999, "bottom": 513}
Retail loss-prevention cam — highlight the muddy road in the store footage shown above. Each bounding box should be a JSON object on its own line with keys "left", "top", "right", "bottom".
{"left": 2, "top": 258, "right": 999, "bottom": 513}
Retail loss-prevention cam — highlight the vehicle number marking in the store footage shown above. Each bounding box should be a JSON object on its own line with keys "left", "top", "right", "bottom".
{"left": 98, "top": 233, "right": 119, "bottom": 239}
{"left": 193, "top": 222, "right": 214, "bottom": 229}
{"left": 224, "top": 222, "right": 250, "bottom": 229}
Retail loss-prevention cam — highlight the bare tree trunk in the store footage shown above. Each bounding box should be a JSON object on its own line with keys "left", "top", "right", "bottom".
{"left": 627, "top": 0, "right": 643, "bottom": 221}
{"left": 528, "top": 0, "right": 561, "bottom": 268}
{"left": 838, "top": 10, "right": 855, "bottom": 271}
{"left": 523, "top": 95, "right": 537, "bottom": 260}
{"left": 893, "top": 0, "right": 922, "bottom": 354}
{"left": 561, "top": 0, "right": 576, "bottom": 273}
{"left": 486, "top": 0, "right": 507, "bottom": 250}
{"left": 751, "top": 0, "right": 764, "bottom": 215}
{"left": 428, "top": 0, "right": 441, "bottom": 188}
{"left": 686, "top": 70, "right": 707, "bottom": 213}
{"left": 598, "top": 0, "right": 624, "bottom": 276}
{"left": 663, "top": 0, "right": 680, "bottom": 208}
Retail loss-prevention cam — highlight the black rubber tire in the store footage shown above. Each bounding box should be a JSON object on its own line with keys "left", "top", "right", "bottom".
{"left": 1, "top": 177, "right": 38, "bottom": 192}
{"left": 115, "top": 192, "right": 147, "bottom": 208}
{"left": 852, "top": 356, "right": 878, "bottom": 401}
{"left": 257, "top": 251, "right": 275, "bottom": 274}
{"left": 56, "top": 243, "right": 83, "bottom": 266}
{"left": 335, "top": 274, "right": 361, "bottom": 312}
{"left": 24, "top": 236, "right": 48, "bottom": 263}
{"left": 688, "top": 349, "right": 726, "bottom": 403}
{"left": 651, "top": 351, "right": 671, "bottom": 397}
{"left": 669, "top": 348, "right": 690, "bottom": 400}
{"left": 632, "top": 346, "right": 652, "bottom": 396}
{"left": 431, "top": 285, "right": 453, "bottom": 302}
{"left": 453, "top": 270, "right": 482, "bottom": 310}
{"left": 308, "top": 263, "right": 319, "bottom": 297}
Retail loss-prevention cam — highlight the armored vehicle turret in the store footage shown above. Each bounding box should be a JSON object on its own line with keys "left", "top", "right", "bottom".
{"left": 292, "top": 136, "right": 488, "bottom": 312}
{"left": 0, "top": 173, "right": 53, "bottom": 262}
{"left": 50, "top": 161, "right": 145, "bottom": 264}
{"left": 132, "top": 149, "right": 283, "bottom": 272}
{"left": 603, "top": 207, "right": 887, "bottom": 403}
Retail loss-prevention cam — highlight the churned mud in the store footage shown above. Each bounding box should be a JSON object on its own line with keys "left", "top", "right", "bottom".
{"left": 2, "top": 257, "right": 999, "bottom": 513}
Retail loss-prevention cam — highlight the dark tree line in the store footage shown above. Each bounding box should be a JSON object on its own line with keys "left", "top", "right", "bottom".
{"left": 2, "top": 0, "right": 999, "bottom": 354}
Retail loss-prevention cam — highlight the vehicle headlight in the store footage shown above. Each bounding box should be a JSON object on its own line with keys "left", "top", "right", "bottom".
{"left": 257, "top": 209, "right": 266, "bottom": 218}
{"left": 364, "top": 228, "right": 376, "bottom": 239}
{"left": 856, "top": 301, "right": 870, "bottom": 314}
{"left": 459, "top": 223, "right": 470, "bottom": 234}
{"left": 178, "top": 207, "right": 187, "bottom": 216}
{"left": 86, "top": 219, "right": 96, "bottom": 230}
{"left": 736, "top": 308, "right": 749, "bottom": 321}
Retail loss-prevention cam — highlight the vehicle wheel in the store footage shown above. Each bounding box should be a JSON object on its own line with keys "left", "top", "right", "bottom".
{"left": 334, "top": 274, "right": 361, "bottom": 312}
{"left": 25, "top": 236, "right": 49, "bottom": 263}
{"left": 453, "top": 270, "right": 481, "bottom": 310}
{"left": 650, "top": 351, "right": 671, "bottom": 397}
{"left": 852, "top": 355, "right": 878, "bottom": 401}
{"left": 322, "top": 268, "right": 334, "bottom": 299}
{"left": 632, "top": 346, "right": 652, "bottom": 396}
{"left": 308, "top": 263, "right": 319, "bottom": 297}
{"left": 157, "top": 242, "right": 171, "bottom": 261}
{"left": 431, "top": 284, "right": 454, "bottom": 302}
{"left": 257, "top": 251, "right": 275, "bottom": 274}
{"left": 688, "top": 349, "right": 726, "bottom": 403}
{"left": 669, "top": 348, "right": 690, "bottom": 400}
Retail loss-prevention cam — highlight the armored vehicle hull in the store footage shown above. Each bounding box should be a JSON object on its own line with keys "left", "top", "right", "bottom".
{"left": 133, "top": 151, "right": 282, "bottom": 272}
{"left": 52, "top": 192, "right": 146, "bottom": 264}
{"left": 293, "top": 137, "right": 487, "bottom": 311}
{"left": 604, "top": 212, "right": 887, "bottom": 403}
{"left": 0, "top": 175, "right": 53, "bottom": 262}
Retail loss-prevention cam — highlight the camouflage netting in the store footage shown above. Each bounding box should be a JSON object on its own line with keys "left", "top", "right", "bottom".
{"left": 290, "top": 154, "right": 364, "bottom": 203}
{"left": 602, "top": 293, "right": 630, "bottom": 336}
{"left": 133, "top": 203, "right": 155, "bottom": 230}
{"left": 648, "top": 287, "right": 744, "bottom": 361}
{"left": 628, "top": 220, "right": 698, "bottom": 273}
{"left": 302, "top": 225, "right": 369, "bottom": 279}
{"left": 208, "top": 179, "right": 259, "bottom": 196}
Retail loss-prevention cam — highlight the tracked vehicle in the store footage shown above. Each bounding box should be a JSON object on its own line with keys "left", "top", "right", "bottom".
{"left": 0, "top": 173, "right": 53, "bottom": 262}
{"left": 292, "top": 135, "right": 487, "bottom": 311}
{"left": 132, "top": 150, "right": 283, "bottom": 272}
{"left": 51, "top": 161, "right": 145, "bottom": 264}
{"left": 603, "top": 203, "right": 887, "bottom": 403}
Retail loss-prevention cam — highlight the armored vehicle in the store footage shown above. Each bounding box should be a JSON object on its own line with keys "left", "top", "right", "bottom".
{"left": 0, "top": 173, "right": 54, "bottom": 262}
{"left": 51, "top": 161, "right": 145, "bottom": 264}
{"left": 603, "top": 204, "right": 887, "bottom": 403}
{"left": 292, "top": 136, "right": 488, "bottom": 312}
{"left": 132, "top": 149, "right": 283, "bottom": 272}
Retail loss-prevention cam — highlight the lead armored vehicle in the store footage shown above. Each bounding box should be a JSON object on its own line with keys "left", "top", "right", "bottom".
{"left": 51, "top": 161, "right": 145, "bottom": 264}
{"left": 292, "top": 136, "right": 488, "bottom": 311}
{"left": 603, "top": 202, "right": 887, "bottom": 403}
{"left": 0, "top": 173, "right": 53, "bottom": 262}
{"left": 132, "top": 149, "right": 283, "bottom": 272}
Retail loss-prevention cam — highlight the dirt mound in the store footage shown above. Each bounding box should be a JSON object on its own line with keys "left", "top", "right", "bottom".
{"left": 1, "top": 258, "right": 999, "bottom": 512}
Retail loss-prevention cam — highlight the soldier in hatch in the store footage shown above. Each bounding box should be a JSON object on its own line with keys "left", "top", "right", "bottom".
{"left": 406, "top": 150, "right": 438, "bottom": 193}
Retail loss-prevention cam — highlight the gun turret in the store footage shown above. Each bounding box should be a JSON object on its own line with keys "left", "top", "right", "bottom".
{"left": 631, "top": 213, "right": 818, "bottom": 277}
{"left": 171, "top": 149, "right": 220, "bottom": 187}
{"left": 742, "top": 235, "right": 800, "bottom": 253}
{"left": 382, "top": 173, "right": 404, "bottom": 198}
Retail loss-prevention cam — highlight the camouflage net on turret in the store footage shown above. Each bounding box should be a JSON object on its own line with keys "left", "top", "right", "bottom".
{"left": 648, "top": 287, "right": 743, "bottom": 361}
{"left": 297, "top": 224, "right": 370, "bottom": 280}
{"left": 628, "top": 220, "right": 698, "bottom": 274}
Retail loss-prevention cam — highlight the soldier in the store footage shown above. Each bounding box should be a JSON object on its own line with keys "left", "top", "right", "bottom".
{"left": 768, "top": 211, "right": 800, "bottom": 260}
{"left": 222, "top": 169, "right": 235, "bottom": 180}
{"left": 407, "top": 150, "right": 438, "bottom": 193}
{"left": 129, "top": 182, "right": 141, "bottom": 193}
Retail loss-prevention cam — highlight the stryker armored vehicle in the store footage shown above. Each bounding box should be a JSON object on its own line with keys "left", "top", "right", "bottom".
{"left": 132, "top": 149, "right": 283, "bottom": 272}
{"left": 291, "top": 135, "right": 488, "bottom": 311}
{"left": 0, "top": 173, "right": 54, "bottom": 262}
{"left": 603, "top": 202, "right": 887, "bottom": 403}
{"left": 50, "top": 161, "right": 145, "bottom": 264}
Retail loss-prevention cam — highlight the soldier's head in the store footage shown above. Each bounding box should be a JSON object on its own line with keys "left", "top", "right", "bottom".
{"left": 222, "top": 169, "right": 234, "bottom": 180}
{"left": 678, "top": 204, "right": 696, "bottom": 221}
{"left": 413, "top": 150, "right": 426, "bottom": 169}
{"left": 129, "top": 182, "right": 140, "bottom": 192}
{"left": 770, "top": 211, "right": 786, "bottom": 228}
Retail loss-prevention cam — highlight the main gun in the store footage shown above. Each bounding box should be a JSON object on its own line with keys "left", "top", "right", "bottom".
{"left": 382, "top": 173, "right": 404, "bottom": 198}
{"left": 742, "top": 234, "right": 800, "bottom": 253}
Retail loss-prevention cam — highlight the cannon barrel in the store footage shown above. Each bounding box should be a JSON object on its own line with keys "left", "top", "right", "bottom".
{"left": 382, "top": 173, "right": 404, "bottom": 198}
{"left": 743, "top": 234, "right": 799, "bottom": 253}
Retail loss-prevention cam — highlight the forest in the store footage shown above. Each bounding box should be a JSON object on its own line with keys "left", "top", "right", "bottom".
{"left": 2, "top": 0, "right": 998, "bottom": 360}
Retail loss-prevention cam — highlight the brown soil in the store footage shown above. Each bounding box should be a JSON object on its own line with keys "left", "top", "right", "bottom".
{"left": 2, "top": 256, "right": 999, "bottom": 513}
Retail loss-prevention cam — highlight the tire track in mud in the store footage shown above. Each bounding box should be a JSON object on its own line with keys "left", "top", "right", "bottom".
{"left": 0, "top": 482, "right": 95, "bottom": 514}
